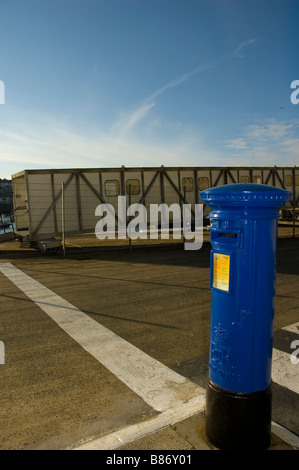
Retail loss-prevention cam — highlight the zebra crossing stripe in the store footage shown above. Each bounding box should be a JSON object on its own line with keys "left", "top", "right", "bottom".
{"left": 0, "top": 262, "right": 205, "bottom": 413}
{"left": 282, "top": 322, "right": 299, "bottom": 334}
{"left": 272, "top": 322, "right": 299, "bottom": 394}
{"left": 272, "top": 348, "right": 299, "bottom": 394}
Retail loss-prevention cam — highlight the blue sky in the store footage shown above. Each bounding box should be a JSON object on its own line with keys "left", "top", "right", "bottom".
{"left": 0, "top": 0, "right": 299, "bottom": 179}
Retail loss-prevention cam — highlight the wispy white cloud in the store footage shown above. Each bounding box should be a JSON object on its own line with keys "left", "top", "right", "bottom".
{"left": 281, "top": 138, "right": 299, "bottom": 156}
{"left": 224, "top": 118, "right": 299, "bottom": 165}
{"left": 114, "top": 61, "right": 220, "bottom": 137}
{"left": 225, "top": 137, "right": 248, "bottom": 149}
{"left": 0, "top": 106, "right": 221, "bottom": 177}
{"left": 233, "top": 38, "right": 258, "bottom": 58}
{"left": 114, "top": 43, "right": 253, "bottom": 139}
{"left": 246, "top": 119, "right": 294, "bottom": 140}
{"left": 112, "top": 101, "right": 156, "bottom": 137}
{"left": 148, "top": 63, "right": 215, "bottom": 101}
{"left": 3, "top": 108, "right": 298, "bottom": 180}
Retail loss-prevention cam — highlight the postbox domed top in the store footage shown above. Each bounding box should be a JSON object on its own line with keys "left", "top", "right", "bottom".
{"left": 200, "top": 183, "right": 291, "bottom": 207}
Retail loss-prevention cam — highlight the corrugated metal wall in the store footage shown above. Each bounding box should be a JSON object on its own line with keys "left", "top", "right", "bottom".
{"left": 12, "top": 166, "right": 299, "bottom": 240}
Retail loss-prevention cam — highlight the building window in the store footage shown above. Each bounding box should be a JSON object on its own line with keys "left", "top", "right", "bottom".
{"left": 182, "top": 177, "right": 193, "bottom": 192}
{"left": 126, "top": 179, "right": 140, "bottom": 195}
{"left": 198, "top": 177, "right": 209, "bottom": 190}
{"left": 105, "top": 180, "right": 120, "bottom": 197}
{"left": 285, "top": 175, "right": 292, "bottom": 186}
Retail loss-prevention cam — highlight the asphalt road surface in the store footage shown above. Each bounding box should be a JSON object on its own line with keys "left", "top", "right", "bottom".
{"left": 0, "top": 238, "right": 298, "bottom": 450}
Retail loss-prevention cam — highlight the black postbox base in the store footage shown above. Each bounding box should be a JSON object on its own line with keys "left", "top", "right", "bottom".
{"left": 205, "top": 379, "right": 272, "bottom": 450}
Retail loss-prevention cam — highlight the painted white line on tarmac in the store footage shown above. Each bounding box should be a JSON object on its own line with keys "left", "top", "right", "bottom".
{"left": 73, "top": 411, "right": 299, "bottom": 451}
{"left": 272, "top": 320, "right": 299, "bottom": 395}
{"left": 72, "top": 395, "right": 206, "bottom": 450}
{"left": 272, "top": 348, "right": 299, "bottom": 394}
{"left": 282, "top": 322, "right": 299, "bottom": 334}
{"left": 2, "top": 263, "right": 298, "bottom": 450}
{"left": 0, "top": 263, "right": 204, "bottom": 413}
{"left": 271, "top": 421, "right": 299, "bottom": 449}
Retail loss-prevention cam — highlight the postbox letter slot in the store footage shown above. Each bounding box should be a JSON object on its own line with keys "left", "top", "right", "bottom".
{"left": 211, "top": 231, "right": 239, "bottom": 245}
{"left": 219, "top": 232, "right": 237, "bottom": 238}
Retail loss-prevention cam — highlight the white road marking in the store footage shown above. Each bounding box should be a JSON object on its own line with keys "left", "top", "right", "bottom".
{"left": 282, "top": 322, "right": 299, "bottom": 334}
{"left": 271, "top": 321, "right": 299, "bottom": 393}
{"left": 271, "top": 421, "right": 299, "bottom": 449}
{"left": 272, "top": 348, "right": 299, "bottom": 394}
{"left": 0, "top": 262, "right": 204, "bottom": 413}
{"left": 1, "top": 262, "right": 298, "bottom": 450}
{"left": 72, "top": 395, "right": 206, "bottom": 450}
{"left": 72, "top": 404, "right": 299, "bottom": 451}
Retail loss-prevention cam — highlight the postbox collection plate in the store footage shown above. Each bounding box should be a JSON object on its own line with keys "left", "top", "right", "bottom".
{"left": 212, "top": 253, "right": 230, "bottom": 292}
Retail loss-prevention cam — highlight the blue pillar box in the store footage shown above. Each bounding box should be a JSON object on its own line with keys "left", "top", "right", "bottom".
{"left": 200, "top": 183, "right": 291, "bottom": 450}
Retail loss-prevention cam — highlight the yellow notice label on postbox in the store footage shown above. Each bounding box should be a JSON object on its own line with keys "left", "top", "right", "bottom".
{"left": 213, "top": 253, "right": 230, "bottom": 292}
